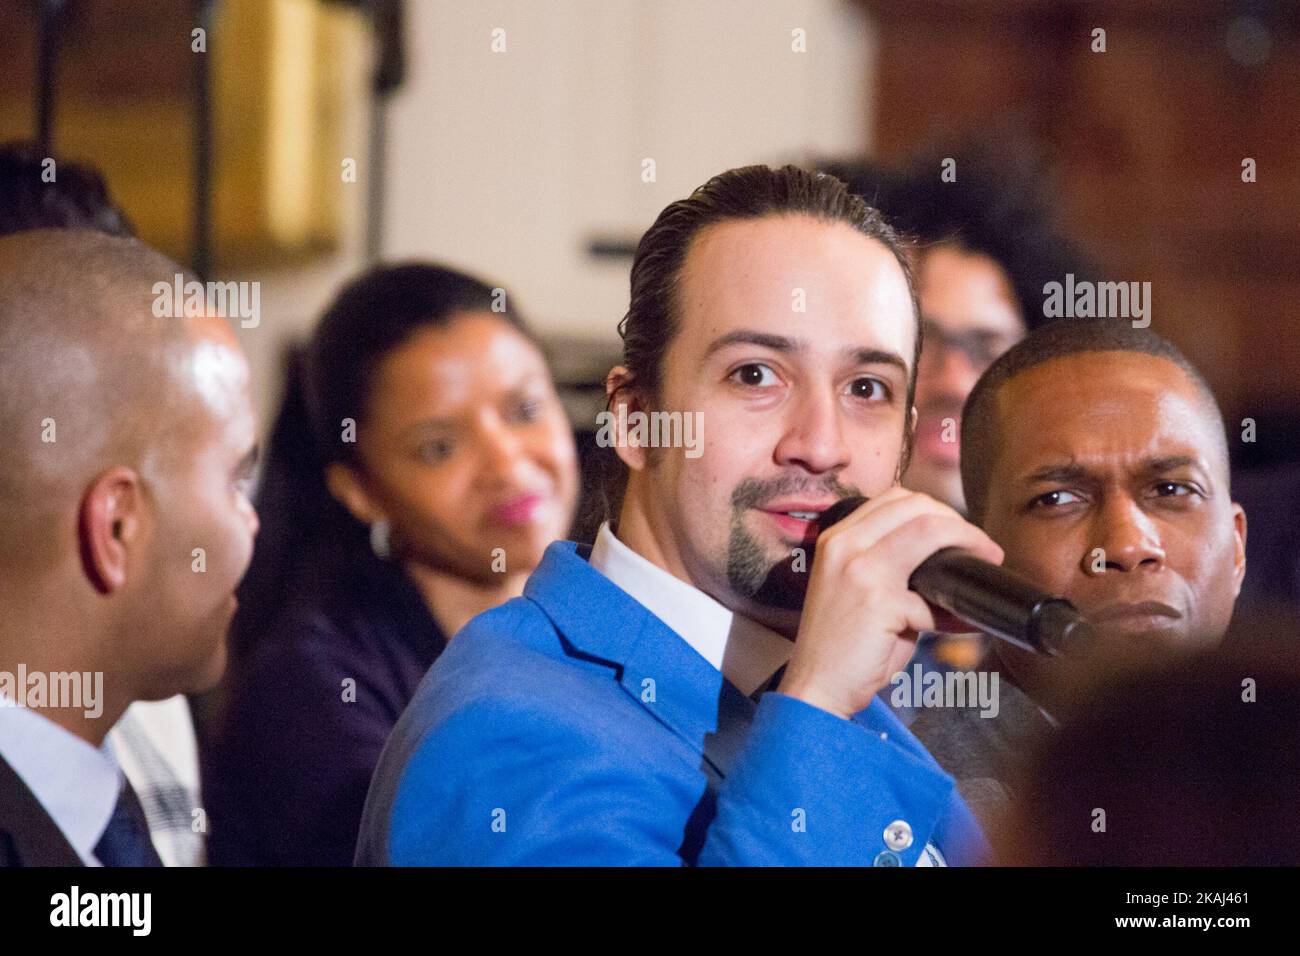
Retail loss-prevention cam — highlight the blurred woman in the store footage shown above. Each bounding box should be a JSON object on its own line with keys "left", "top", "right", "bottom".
{"left": 201, "top": 264, "right": 580, "bottom": 865}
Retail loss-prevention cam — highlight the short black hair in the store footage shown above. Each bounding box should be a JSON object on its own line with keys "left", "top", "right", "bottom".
{"left": 960, "top": 318, "right": 1228, "bottom": 524}
{"left": 823, "top": 135, "right": 1090, "bottom": 331}
{"left": 0, "top": 141, "right": 135, "bottom": 238}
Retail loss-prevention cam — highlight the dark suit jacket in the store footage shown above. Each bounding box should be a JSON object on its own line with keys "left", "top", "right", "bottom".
{"left": 0, "top": 753, "right": 84, "bottom": 867}
{"left": 906, "top": 671, "right": 1053, "bottom": 833}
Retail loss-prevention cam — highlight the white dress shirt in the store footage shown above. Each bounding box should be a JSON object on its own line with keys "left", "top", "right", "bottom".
{"left": 0, "top": 696, "right": 121, "bottom": 865}
{"left": 588, "top": 522, "right": 947, "bottom": 866}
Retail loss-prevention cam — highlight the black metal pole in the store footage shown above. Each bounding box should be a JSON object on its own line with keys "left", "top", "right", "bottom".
{"left": 35, "top": 0, "right": 67, "bottom": 153}
{"left": 365, "top": 93, "right": 385, "bottom": 262}
{"left": 192, "top": 0, "right": 216, "bottom": 280}
{"left": 365, "top": 0, "right": 405, "bottom": 262}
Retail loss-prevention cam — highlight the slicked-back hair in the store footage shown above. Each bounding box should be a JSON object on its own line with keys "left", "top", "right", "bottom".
{"left": 592, "top": 163, "right": 922, "bottom": 523}
{"left": 960, "top": 318, "right": 1228, "bottom": 525}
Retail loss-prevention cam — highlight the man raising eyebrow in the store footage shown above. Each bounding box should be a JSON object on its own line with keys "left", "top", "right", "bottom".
{"left": 907, "top": 317, "right": 1247, "bottom": 827}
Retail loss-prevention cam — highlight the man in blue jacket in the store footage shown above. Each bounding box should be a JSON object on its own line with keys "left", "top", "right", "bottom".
{"left": 356, "top": 165, "right": 1004, "bottom": 866}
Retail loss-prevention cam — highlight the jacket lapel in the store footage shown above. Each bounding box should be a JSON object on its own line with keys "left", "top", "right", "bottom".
{"left": 524, "top": 541, "right": 731, "bottom": 753}
{"left": 0, "top": 753, "right": 85, "bottom": 867}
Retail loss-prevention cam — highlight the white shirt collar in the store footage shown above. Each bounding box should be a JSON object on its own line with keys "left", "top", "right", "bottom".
{"left": 588, "top": 523, "right": 792, "bottom": 697}
{"left": 0, "top": 694, "right": 122, "bottom": 866}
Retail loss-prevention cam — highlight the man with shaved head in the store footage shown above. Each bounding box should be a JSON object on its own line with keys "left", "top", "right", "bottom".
{"left": 0, "top": 230, "right": 259, "bottom": 866}
{"left": 907, "top": 317, "right": 1247, "bottom": 829}
{"left": 0, "top": 142, "right": 216, "bottom": 866}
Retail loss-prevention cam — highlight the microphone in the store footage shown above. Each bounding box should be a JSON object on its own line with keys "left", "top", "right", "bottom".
{"left": 817, "top": 496, "right": 1094, "bottom": 657}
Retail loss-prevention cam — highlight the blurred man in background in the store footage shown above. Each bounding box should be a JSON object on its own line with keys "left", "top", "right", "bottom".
{"left": 0, "top": 141, "right": 135, "bottom": 237}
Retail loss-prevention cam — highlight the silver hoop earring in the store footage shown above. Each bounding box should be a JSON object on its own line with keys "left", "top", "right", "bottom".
{"left": 369, "top": 518, "right": 392, "bottom": 560}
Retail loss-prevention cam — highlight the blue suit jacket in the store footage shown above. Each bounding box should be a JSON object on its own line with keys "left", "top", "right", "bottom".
{"left": 356, "top": 541, "right": 991, "bottom": 866}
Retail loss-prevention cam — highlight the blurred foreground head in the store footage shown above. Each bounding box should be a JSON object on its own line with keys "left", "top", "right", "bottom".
{"left": 999, "top": 612, "right": 1300, "bottom": 865}
{"left": 0, "top": 230, "right": 257, "bottom": 736}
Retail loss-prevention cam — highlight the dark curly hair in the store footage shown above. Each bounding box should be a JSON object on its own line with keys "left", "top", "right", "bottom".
{"left": 821, "top": 134, "right": 1092, "bottom": 330}
{"left": 0, "top": 140, "right": 135, "bottom": 238}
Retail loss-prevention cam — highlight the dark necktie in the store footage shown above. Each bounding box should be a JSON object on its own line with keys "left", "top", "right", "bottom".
{"left": 749, "top": 664, "right": 788, "bottom": 704}
{"left": 94, "top": 777, "right": 164, "bottom": 867}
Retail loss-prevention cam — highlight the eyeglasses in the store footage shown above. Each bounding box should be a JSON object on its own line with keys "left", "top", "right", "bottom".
{"left": 920, "top": 320, "right": 1020, "bottom": 373}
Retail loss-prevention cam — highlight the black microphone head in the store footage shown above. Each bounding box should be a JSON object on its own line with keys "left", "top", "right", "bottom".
{"left": 817, "top": 495, "right": 868, "bottom": 532}
{"left": 749, "top": 494, "right": 868, "bottom": 612}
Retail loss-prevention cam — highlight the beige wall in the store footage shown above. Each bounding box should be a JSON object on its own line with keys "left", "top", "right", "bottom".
{"left": 240, "top": 0, "right": 877, "bottom": 430}
{"left": 384, "top": 0, "right": 876, "bottom": 341}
